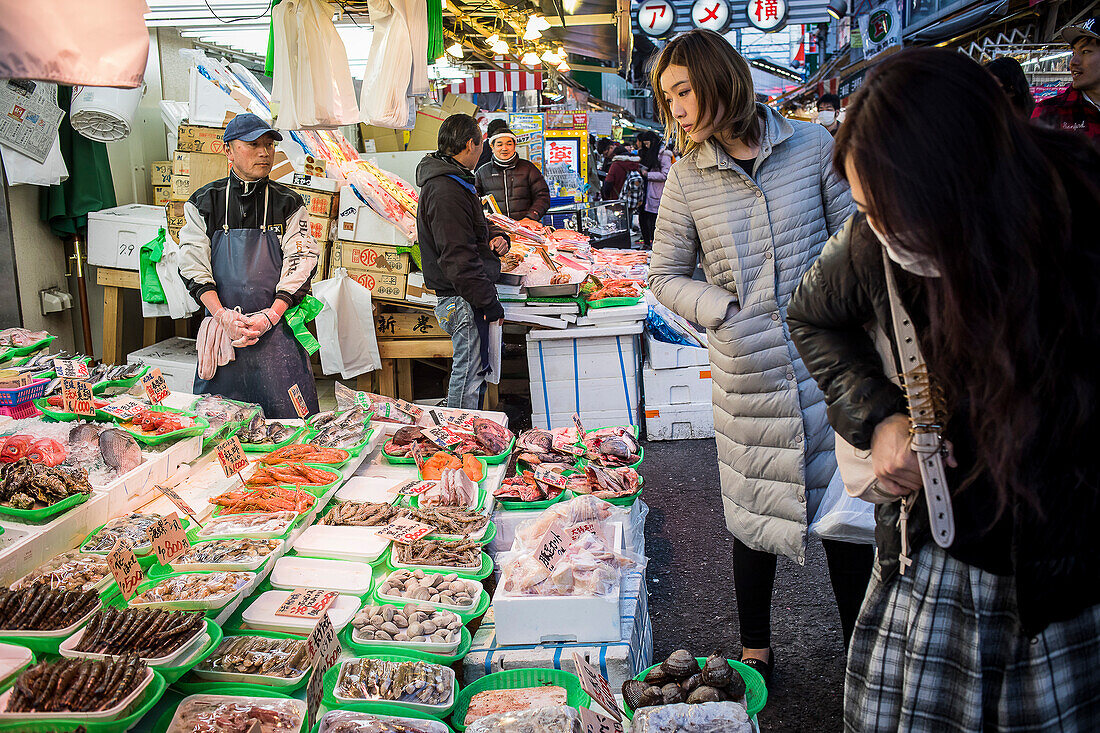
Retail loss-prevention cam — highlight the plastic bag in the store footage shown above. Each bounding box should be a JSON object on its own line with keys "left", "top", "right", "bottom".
{"left": 809, "top": 468, "right": 876, "bottom": 545}
{"left": 272, "top": 0, "right": 359, "bottom": 128}
{"left": 313, "top": 268, "right": 382, "bottom": 379}
{"left": 139, "top": 228, "right": 167, "bottom": 305}
{"left": 360, "top": 0, "right": 428, "bottom": 127}
{"left": 630, "top": 701, "right": 753, "bottom": 732}
{"left": 467, "top": 706, "right": 581, "bottom": 733}
{"left": 645, "top": 294, "right": 707, "bottom": 348}
{"left": 318, "top": 710, "right": 450, "bottom": 732}
{"left": 0, "top": 136, "right": 67, "bottom": 186}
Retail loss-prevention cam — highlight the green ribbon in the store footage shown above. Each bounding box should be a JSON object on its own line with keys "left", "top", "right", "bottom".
{"left": 283, "top": 294, "right": 324, "bottom": 355}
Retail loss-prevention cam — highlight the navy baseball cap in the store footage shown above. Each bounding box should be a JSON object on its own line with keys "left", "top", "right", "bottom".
{"left": 223, "top": 114, "right": 283, "bottom": 143}
{"left": 1062, "top": 16, "right": 1100, "bottom": 45}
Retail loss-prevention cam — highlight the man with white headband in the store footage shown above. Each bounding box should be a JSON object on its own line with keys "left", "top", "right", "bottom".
{"left": 475, "top": 119, "right": 551, "bottom": 228}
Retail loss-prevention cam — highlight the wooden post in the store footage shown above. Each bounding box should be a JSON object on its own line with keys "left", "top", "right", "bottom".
{"left": 102, "top": 285, "right": 123, "bottom": 365}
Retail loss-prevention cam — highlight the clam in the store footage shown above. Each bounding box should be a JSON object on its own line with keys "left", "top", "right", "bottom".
{"left": 661, "top": 649, "right": 699, "bottom": 679}
{"left": 660, "top": 683, "right": 686, "bottom": 705}
{"left": 622, "top": 680, "right": 649, "bottom": 710}
{"left": 643, "top": 666, "right": 672, "bottom": 685}
{"left": 701, "top": 655, "right": 733, "bottom": 687}
{"left": 686, "top": 685, "right": 722, "bottom": 704}
{"left": 639, "top": 685, "right": 663, "bottom": 708}
{"left": 681, "top": 672, "right": 704, "bottom": 694}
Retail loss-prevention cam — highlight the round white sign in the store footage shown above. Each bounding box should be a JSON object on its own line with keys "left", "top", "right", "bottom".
{"left": 692, "top": 0, "right": 730, "bottom": 31}
{"left": 745, "top": 0, "right": 788, "bottom": 31}
{"left": 637, "top": 0, "right": 677, "bottom": 37}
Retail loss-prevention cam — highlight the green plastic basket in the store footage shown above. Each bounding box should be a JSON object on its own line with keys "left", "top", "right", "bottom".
{"left": 568, "top": 464, "right": 645, "bottom": 507}
{"left": 145, "top": 540, "right": 277, "bottom": 580}
{"left": 449, "top": 668, "right": 592, "bottom": 731}
{"left": 322, "top": 654, "right": 459, "bottom": 719}
{"left": 0, "top": 669, "right": 167, "bottom": 733}
{"left": 494, "top": 462, "right": 575, "bottom": 511}
{"left": 187, "top": 510, "right": 306, "bottom": 543}
{"left": 241, "top": 425, "right": 307, "bottom": 452}
{"left": 0, "top": 491, "right": 90, "bottom": 523}
{"left": 157, "top": 618, "right": 223, "bottom": 685}
{"left": 383, "top": 545, "right": 494, "bottom": 581}
{"left": 90, "top": 365, "right": 150, "bottom": 396}
{"left": 171, "top": 629, "right": 312, "bottom": 694}
{"left": 624, "top": 658, "right": 768, "bottom": 720}
{"left": 116, "top": 405, "right": 209, "bottom": 446}
{"left": 31, "top": 397, "right": 110, "bottom": 422}
{"left": 80, "top": 517, "right": 192, "bottom": 557}
{"left": 148, "top": 686, "right": 294, "bottom": 733}
{"left": 341, "top": 620, "right": 473, "bottom": 665}
{"left": 309, "top": 705, "right": 455, "bottom": 733}
{"left": 0, "top": 335, "right": 56, "bottom": 361}
{"left": 382, "top": 446, "right": 417, "bottom": 464}
{"left": 587, "top": 294, "right": 644, "bottom": 309}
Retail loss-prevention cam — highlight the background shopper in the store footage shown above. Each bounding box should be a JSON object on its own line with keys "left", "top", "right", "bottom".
{"left": 984, "top": 56, "right": 1035, "bottom": 118}
{"left": 817, "top": 93, "right": 842, "bottom": 135}
{"left": 637, "top": 130, "right": 673, "bottom": 249}
{"left": 475, "top": 119, "right": 550, "bottom": 227}
{"left": 1032, "top": 16, "right": 1100, "bottom": 138}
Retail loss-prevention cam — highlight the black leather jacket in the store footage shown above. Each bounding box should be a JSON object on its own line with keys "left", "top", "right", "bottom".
{"left": 474, "top": 156, "right": 551, "bottom": 220}
{"left": 787, "top": 214, "right": 1100, "bottom": 636}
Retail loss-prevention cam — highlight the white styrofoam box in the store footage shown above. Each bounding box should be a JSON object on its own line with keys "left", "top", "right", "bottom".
{"left": 493, "top": 588, "right": 619, "bottom": 645}
{"left": 127, "top": 338, "right": 197, "bottom": 393}
{"left": 337, "top": 186, "right": 412, "bottom": 245}
{"left": 0, "top": 494, "right": 110, "bottom": 584}
{"left": 274, "top": 171, "right": 340, "bottom": 193}
{"left": 644, "top": 401, "right": 715, "bottom": 441}
{"left": 489, "top": 503, "right": 646, "bottom": 558}
{"left": 642, "top": 364, "right": 712, "bottom": 406}
{"left": 575, "top": 301, "right": 650, "bottom": 327}
{"left": 87, "top": 204, "right": 168, "bottom": 270}
{"left": 466, "top": 570, "right": 652, "bottom": 688}
{"left": 644, "top": 333, "right": 709, "bottom": 370}
{"left": 527, "top": 325, "right": 642, "bottom": 431}
{"left": 0, "top": 523, "right": 40, "bottom": 587}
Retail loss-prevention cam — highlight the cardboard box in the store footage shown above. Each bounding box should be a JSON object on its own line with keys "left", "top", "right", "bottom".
{"left": 86, "top": 204, "right": 169, "bottom": 270}
{"left": 307, "top": 215, "right": 335, "bottom": 242}
{"left": 404, "top": 272, "right": 437, "bottom": 306}
{"left": 345, "top": 268, "right": 407, "bottom": 302}
{"left": 151, "top": 161, "right": 172, "bottom": 186}
{"left": 407, "top": 104, "right": 447, "bottom": 152}
{"left": 166, "top": 200, "right": 186, "bottom": 245}
{"left": 275, "top": 171, "right": 340, "bottom": 193}
{"left": 374, "top": 311, "right": 445, "bottom": 339}
{"left": 177, "top": 124, "right": 227, "bottom": 155}
{"left": 336, "top": 186, "right": 411, "bottom": 246}
{"left": 288, "top": 185, "right": 337, "bottom": 218}
{"left": 359, "top": 124, "right": 404, "bottom": 153}
{"left": 171, "top": 150, "right": 228, "bottom": 199}
{"left": 152, "top": 185, "right": 170, "bottom": 206}
{"left": 441, "top": 94, "right": 478, "bottom": 117}
{"left": 330, "top": 241, "right": 411, "bottom": 274}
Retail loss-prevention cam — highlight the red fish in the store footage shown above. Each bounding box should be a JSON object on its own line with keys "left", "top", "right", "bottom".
{"left": 24, "top": 438, "right": 68, "bottom": 467}
{"left": 1, "top": 434, "right": 33, "bottom": 462}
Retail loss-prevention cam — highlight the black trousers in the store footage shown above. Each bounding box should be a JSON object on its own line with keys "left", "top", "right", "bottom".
{"left": 639, "top": 209, "right": 658, "bottom": 249}
{"left": 732, "top": 536, "right": 874, "bottom": 651}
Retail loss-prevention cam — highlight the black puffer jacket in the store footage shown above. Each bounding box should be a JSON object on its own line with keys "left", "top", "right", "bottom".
{"left": 474, "top": 156, "right": 551, "bottom": 220}
{"left": 787, "top": 214, "right": 1100, "bottom": 636}
{"left": 416, "top": 153, "right": 507, "bottom": 321}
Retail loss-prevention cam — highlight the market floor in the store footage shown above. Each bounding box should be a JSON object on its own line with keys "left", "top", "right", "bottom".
{"left": 641, "top": 438, "right": 848, "bottom": 732}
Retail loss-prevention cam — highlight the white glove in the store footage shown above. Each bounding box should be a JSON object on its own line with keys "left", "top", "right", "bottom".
{"left": 196, "top": 315, "right": 236, "bottom": 380}
{"left": 214, "top": 307, "right": 261, "bottom": 346}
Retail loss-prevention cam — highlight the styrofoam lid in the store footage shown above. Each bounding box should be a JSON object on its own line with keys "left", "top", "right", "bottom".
{"left": 270, "top": 556, "right": 373, "bottom": 595}
{"left": 335, "top": 476, "right": 403, "bottom": 504}
{"left": 291, "top": 525, "right": 390, "bottom": 562}
{"left": 242, "top": 590, "right": 360, "bottom": 633}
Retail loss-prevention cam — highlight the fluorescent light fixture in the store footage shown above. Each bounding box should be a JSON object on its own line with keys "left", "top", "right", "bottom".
{"left": 521, "top": 50, "right": 541, "bottom": 66}
{"left": 491, "top": 39, "right": 510, "bottom": 54}
{"left": 1022, "top": 50, "right": 1072, "bottom": 65}
{"left": 446, "top": 42, "right": 465, "bottom": 57}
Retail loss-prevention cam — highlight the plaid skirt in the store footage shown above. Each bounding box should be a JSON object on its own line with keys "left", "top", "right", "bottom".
{"left": 845, "top": 544, "right": 1100, "bottom": 732}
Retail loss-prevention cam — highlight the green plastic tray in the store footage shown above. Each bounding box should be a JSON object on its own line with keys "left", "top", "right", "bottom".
{"left": 117, "top": 406, "right": 208, "bottom": 446}
{"left": 341, "top": 621, "right": 472, "bottom": 665}
{"left": 368, "top": 583, "right": 491, "bottom": 626}
{"left": 158, "top": 618, "right": 223, "bottom": 685}
{"left": 0, "top": 491, "right": 90, "bottom": 523}
{"left": 0, "top": 335, "right": 56, "bottom": 361}
{"left": 568, "top": 465, "right": 645, "bottom": 507}
{"left": 273, "top": 462, "right": 342, "bottom": 497}
{"left": 187, "top": 510, "right": 307, "bottom": 543}
{"left": 305, "top": 422, "right": 375, "bottom": 458}
{"left": 0, "top": 669, "right": 167, "bottom": 733}
{"left": 171, "top": 629, "right": 314, "bottom": 695}
{"left": 480, "top": 436, "right": 515, "bottom": 465}
{"left": 382, "top": 446, "right": 416, "bottom": 464}
{"left": 322, "top": 653, "right": 458, "bottom": 719}
{"left": 148, "top": 686, "right": 294, "bottom": 733}
{"left": 409, "top": 484, "right": 487, "bottom": 512}
{"left": 417, "top": 456, "right": 489, "bottom": 486}
{"left": 90, "top": 365, "right": 150, "bottom": 396}
{"left": 309, "top": 705, "right": 455, "bottom": 733}
{"left": 383, "top": 546, "right": 494, "bottom": 581}
{"left": 111, "top": 570, "right": 253, "bottom": 619}
{"left": 449, "top": 668, "right": 592, "bottom": 731}
{"left": 80, "top": 517, "right": 193, "bottom": 557}
{"left": 31, "top": 397, "right": 110, "bottom": 422}
{"left": 587, "top": 294, "right": 644, "bottom": 309}
{"left": 146, "top": 542, "right": 277, "bottom": 580}
{"left": 624, "top": 658, "right": 768, "bottom": 720}
{"left": 241, "top": 425, "right": 307, "bottom": 452}
{"left": 494, "top": 462, "right": 575, "bottom": 511}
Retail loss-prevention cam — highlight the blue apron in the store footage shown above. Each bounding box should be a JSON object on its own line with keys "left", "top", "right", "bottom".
{"left": 193, "top": 180, "right": 319, "bottom": 418}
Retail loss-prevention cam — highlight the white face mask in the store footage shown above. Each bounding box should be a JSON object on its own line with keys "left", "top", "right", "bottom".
{"left": 817, "top": 110, "right": 837, "bottom": 126}
{"left": 867, "top": 218, "right": 941, "bottom": 278}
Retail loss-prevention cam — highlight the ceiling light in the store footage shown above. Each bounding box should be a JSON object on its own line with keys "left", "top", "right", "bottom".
{"left": 524, "top": 26, "right": 542, "bottom": 41}
{"left": 435, "top": 56, "right": 448, "bottom": 66}
{"left": 556, "top": 46, "right": 565, "bottom": 57}
{"left": 826, "top": 0, "right": 847, "bottom": 19}
{"left": 530, "top": 15, "right": 551, "bottom": 31}
{"left": 486, "top": 33, "right": 499, "bottom": 46}
{"left": 541, "top": 49, "right": 560, "bottom": 63}
{"left": 557, "top": 60, "right": 570, "bottom": 72}
{"left": 446, "top": 42, "right": 465, "bottom": 58}
{"left": 491, "top": 39, "right": 509, "bottom": 54}
{"left": 521, "top": 50, "right": 541, "bottom": 66}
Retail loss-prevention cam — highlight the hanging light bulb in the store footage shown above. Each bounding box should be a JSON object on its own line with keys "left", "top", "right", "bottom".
{"left": 557, "top": 60, "right": 570, "bottom": 72}
{"left": 541, "top": 49, "right": 560, "bottom": 64}
{"left": 524, "top": 17, "right": 542, "bottom": 40}
{"left": 446, "top": 42, "right": 465, "bottom": 58}
{"left": 491, "top": 39, "right": 509, "bottom": 54}
{"left": 521, "top": 50, "right": 541, "bottom": 66}
{"left": 530, "top": 14, "right": 551, "bottom": 31}
{"left": 556, "top": 46, "right": 565, "bottom": 57}
{"left": 435, "top": 56, "right": 448, "bottom": 66}
{"left": 486, "top": 34, "right": 499, "bottom": 46}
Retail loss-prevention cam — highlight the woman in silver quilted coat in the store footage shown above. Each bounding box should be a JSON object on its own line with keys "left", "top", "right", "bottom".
{"left": 647, "top": 29, "right": 865, "bottom": 683}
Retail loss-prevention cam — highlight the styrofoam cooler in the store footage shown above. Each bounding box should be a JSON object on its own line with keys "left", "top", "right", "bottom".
{"left": 127, "top": 338, "right": 198, "bottom": 393}
{"left": 645, "top": 402, "right": 715, "bottom": 441}
{"left": 642, "top": 363, "right": 712, "bottom": 406}
{"left": 527, "top": 323, "right": 643, "bottom": 431}
{"left": 644, "top": 332, "right": 709, "bottom": 370}
{"left": 86, "top": 204, "right": 168, "bottom": 270}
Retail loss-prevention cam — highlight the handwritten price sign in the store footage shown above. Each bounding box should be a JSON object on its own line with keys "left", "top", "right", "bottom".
{"left": 153, "top": 483, "right": 198, "bottom": 524}
{"left": 552, "top": 433, "right": 584, "bottom": 455}
{"left": 394, "top": 479, "right": 435, "bottom": 496}
{"left": 140, "top": 368, "right": 170, "bottom": 404}
{"left": 288, "top": 384, "right": 309, "bottom": 419}
{"left": 100, "top": 397, "right": 145, "bottom": 420}
{"left": 572, "top": 412, "right": 586, "bottom": 437}
{"left": 422, "top": 425, "right": 462, "bottom": 450}
{"left": 535, "top": 519, "right": 568, "bottom": 571}
{"left": 392, "top": 398, "right": 424, "bottom": 421}
{"left": 573, "top": 653, "right": 623, "bottom": 721}
{"left": 443, "top": 411, "right": 479, "bottom": 433}
{"left": 375, "top": 516, "right": 435, "bottom": 544}
{"left": 275, "top": 588, "right": 339, "bottom": 619}
{"left": 149, "top": 513, "right": 190, "bottom": 565}
{"left": 107, "top": 539, "right": 145, "bottom": 600}
{"left": 54, "top": 359, "right": 89, "bottom": 379}
{"left": 580, "top": 707, "right": 625, "bottom": 733}
{"left": 216, "top": 436, "right": 249, "bottom": 478}
{"left": 61, "top": 378, "right": 95, "bottom": 416}
{"left": 305, "top": 611, "right": 341, "bottom": 730}
{"left": 533, "top": 466, "right": 569, "bottom": 489}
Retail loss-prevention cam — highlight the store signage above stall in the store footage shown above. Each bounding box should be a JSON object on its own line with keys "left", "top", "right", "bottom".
{"left": 692, "top": 0, "right": 731, "bottom": 31}
{"left": 746, "top": 0, "right": 788, "bottom": 31}
{"left": 637, "top": 0, "right": 678, "bottom": 36}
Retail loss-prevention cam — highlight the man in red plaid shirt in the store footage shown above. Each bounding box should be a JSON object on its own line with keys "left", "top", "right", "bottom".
{"left": 1032, "top": 16, "right": 1100, "bottom": 140}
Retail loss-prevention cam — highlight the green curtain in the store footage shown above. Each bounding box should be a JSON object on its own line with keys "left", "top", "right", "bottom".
{"left": 39, "top": 86, "right": 116, "bottom": 238}
{"left": 427, "top": 0, "right": 444, "bottom": 61}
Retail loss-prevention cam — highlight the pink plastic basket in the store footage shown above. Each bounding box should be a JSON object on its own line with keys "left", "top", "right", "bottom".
{"left": 0, "top": 378, "right": 49, "bottom": 407}
{"left": 0, "top": 402, "right": 41, "bottom": 419}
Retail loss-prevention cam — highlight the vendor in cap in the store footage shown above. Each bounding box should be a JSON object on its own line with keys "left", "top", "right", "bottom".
{"left": 178, "top": 113, "right": 321, "bottom": 418}
{"left": 474, "top": 118, "right": 551, "bottom": 228}
{"left": 1032, "top": 15, "right": 1100, "bottom": 139}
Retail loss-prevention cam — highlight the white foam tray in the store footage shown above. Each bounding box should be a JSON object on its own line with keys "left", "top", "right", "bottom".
{"left": 334, "top": 476, "right": 404, "bottom": 504}
{"left": 0, "top": 667, "right": 153, "bottom": 721}
{"left": 241, "top": 590, "right": 359, "bottom": 634}
{"left": 332, "top": 659, "right": 456, "bottom": 714}
{"left": 60, "top": 624, "right": 208, "bottom": 667}
{"left": 291, "top": 525, "right": 390, "bottom": 563}
{"left": 129, "top": 572, "right": 254, "bottom": 611}
{"left": 171, "top": 539, "right": 284, "bottom": 572}
{"left": 375, "top": 570, "right": 483, "bottom": 614}
{"left": 269, "top": 556, "right": 374, "bottom": 596}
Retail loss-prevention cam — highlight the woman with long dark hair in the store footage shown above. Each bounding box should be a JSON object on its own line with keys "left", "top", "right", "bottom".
{"left": 984, "top": 56, "right": 1035, "bottom": 118}
{"left": 647, "top": 28, "right": 863, "bottom": 686}
{"left": 788, "top": 47, "right": 1100, "bottom": 730}
{"left": 636, "top": 130, "right": 673, "bottom": 248}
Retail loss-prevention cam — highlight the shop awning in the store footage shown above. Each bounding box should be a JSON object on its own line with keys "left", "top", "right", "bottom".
{"left": 905, "top": 0, "right": 1010, "bottom": 42}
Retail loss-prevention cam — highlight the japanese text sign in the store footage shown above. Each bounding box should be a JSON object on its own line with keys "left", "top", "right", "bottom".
{"left": 288, "top": 384, "right": 309, "bottom": 418}
{"left": 149, "top": 513, "right": 190, "bottom": 566}
{"left": 107, "top": 539, "right": 145, "bottom": 600}
{"left": 580, "top": 707, "right": 625, "bottom": 733}
{"left": 217, "top": 436, "right": 249, "bottom": 478}
{"left": 573, "top": 653, "right": 622, "bottom": 720}
{"left": 140, "top": 368, "right": 170, "bottom": 404}
{"left": 376, "top": 516, "right": 435, "bottom": 544}
{"left": 306, "top": 611, "right": 340, "bottom": 730}
{"left": 100, "top": 397, "right": 145, "bottom": 420}
{"left": 535, "top": 519, "right": 568, "bottom": 571}
{"left": 54, "top": 359, "right": 89, "bottom": 379}
{"left": 154, "top": 483, "right": 199, "bottom": 524}
{"left": 394, "top": 479, "right": 435, "bottom": 496}
{"left": 275, "top": 588, "right": 339, "bottom": 619}
{"left": 61, "top": 377, "right": 94, "bottom": 416}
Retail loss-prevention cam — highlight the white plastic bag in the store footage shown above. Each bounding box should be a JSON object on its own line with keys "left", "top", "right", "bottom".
{"left": 809, "top": 468, "right": 877, "bottom": 545}
{"left": 359, "top": 0, "right": 427, "bottom": 127}
{"left": 313, "top": 268, "right": 382, "bottom": 379}
{"left": 0, "top": 138, "right": 67, "bottom": 186}
{"left": 272, "top": 0, "right": 359, "bottom": 129}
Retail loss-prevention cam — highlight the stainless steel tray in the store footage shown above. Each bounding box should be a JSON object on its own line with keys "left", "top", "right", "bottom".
{"left": 525, "top": 282, "right": 581, "bottom": 298}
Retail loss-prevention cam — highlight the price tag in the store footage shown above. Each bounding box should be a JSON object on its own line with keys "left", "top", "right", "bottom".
{"left": 393, "top": 398, "right": 424, "bottom": 421}
{"left": 153, "top": 483, "right": 199, "bottom": 524}
{"left": 573, "top": 412, "right": 586, "bottom": 436}
{"left": 564, "top": 520, "right": 604, "bottom": 544}
{"left": 149, "top": 513, "right": 190, "bottom": 565}
{"left": 443, "top": 411, "right": 479, "bottom": 433}
{"left": 246, "top": 721, "right": 263, "bottom": 733}
{"left": 100, "top": 397, "right": 146, "bottom": 420}
{"left": 107, "top": 539, "right": 145, "bottom": 600}
{"left": 375, "top": 516, "right": 436, "bottom": 544}
{"left": 55, "top": 359, "right": 89, "bottom": 379}
{"left": 61, "top": 377, "right": 95, "bottom": 416}
{"left": 572, "top": 653, "right": 622, "bottom": 721}
{"left": 140, "top": 368, "right": 170, "bottom": 404}
{"left": 275, "top": 588, "right": 339, "bottom": 619}
{"left": 288, "top": 384, "right": 309, "bottom": 419}
{"left": 422, "top": 425, "right": 462, "bottom": 450}
{"left": 535, "top": 518, "right": 568, "bottom": 571}
{"left": 394, "top": 479, "right": 435, "bottom": 496}
{"left": 552, "top": 433, "right": 584, "bottom": 455}
{"left": 216, "top": 436, "right": 249, "bottom": 478}
{"left": 533, "top": 466, "right": 568, "bottom": 489}
{"left": 305, "top": 612, "right": 341, "bottom": 731}
{"left": 580, "top": 707, "right": 624, "bottom": 733}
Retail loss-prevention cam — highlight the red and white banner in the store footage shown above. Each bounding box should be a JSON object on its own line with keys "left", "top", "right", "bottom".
{"left": 448, "top": 61, "right": 543, "bottom": 93}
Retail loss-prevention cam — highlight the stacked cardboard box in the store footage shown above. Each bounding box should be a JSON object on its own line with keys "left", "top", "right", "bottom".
{"left": 150, "top": 161, "right": 170, "bottom": 205}
{"left": 166, "top": 124, "right": 228, "bottom": 244}
{"left": 287, "top": 181, "right": 339, "bottom": 275}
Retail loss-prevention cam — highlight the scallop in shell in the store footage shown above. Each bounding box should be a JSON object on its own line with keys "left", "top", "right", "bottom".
{"left": 622, "top": 680, "right": 650, "bottom": 710}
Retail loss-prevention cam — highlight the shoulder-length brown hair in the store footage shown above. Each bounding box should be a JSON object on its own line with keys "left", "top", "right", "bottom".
{"left": 649, "top": 29, "right": 759, "bottom": 155}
